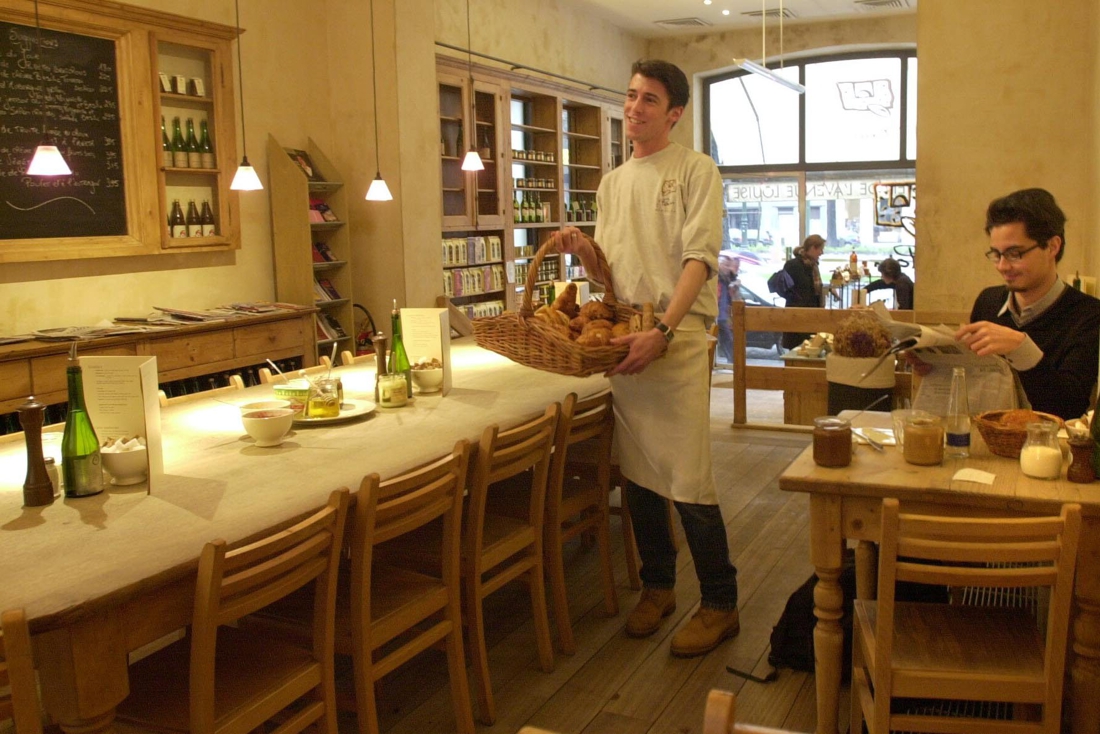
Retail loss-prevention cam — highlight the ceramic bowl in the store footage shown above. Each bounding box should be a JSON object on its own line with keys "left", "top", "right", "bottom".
{"left": 239, "top": 399, "right": 292, "bottom": 413}
{"left": 241, "top": 408, "right": 295, "bottom": 447}
{"left": 411, "top": 367, "right": 443, "bottom": 394}
{"left": 272, "top": 379, "right": 311, "bottom": 416}
{"left": 101, "top": 446, "right": 149, "bottom": 486}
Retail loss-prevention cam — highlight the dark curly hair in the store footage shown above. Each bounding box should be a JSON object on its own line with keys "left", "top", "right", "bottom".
{"left": 984, "top": 188, "right": 1066, "bottom": 262}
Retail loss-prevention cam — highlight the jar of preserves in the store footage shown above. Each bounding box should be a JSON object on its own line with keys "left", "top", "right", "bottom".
{"left": 903, "top": 414, "right": 944, "bottom": 466}
{"left": 813, "top": 416, "right": 852, "bottom": 468}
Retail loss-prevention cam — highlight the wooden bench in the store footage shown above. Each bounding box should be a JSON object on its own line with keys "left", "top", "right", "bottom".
{"left": 730, "top": 303, "right": 970, "bottom": 428}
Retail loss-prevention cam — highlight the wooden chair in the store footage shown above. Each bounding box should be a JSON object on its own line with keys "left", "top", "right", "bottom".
{"left": 851, "top": 498, "right": 1081, "bottom": 734}
{"left": 1, "top": 608, "right": 43, "bottom": 734}
{"left": 350, "top": 441, "right": 474, "bottom": 734}
{"left": 340, "top": 350, "right": 373, "bottom": 367}
{"left": 117, "top": 488, "right": 350, "bottom": 734}
{"left": 258, "top": 356, "right": 332, "bottom": 385}
{"left": 543, "top": 391, "right": 618, "bottom": 655}
{"left": 158, "top": 374, "right": 245, "bottom": 407}
{"left": 703, "top": 689, "right": 807, "bottom": 733}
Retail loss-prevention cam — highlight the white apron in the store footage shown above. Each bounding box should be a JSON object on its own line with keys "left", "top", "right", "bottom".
{"left": 611, "top": 314, "right": 716, "bottom": 504}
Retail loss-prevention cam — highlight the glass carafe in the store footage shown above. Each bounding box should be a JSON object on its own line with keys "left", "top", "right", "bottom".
{"left": 1019, "top": 421, "right": 1062, "bottom": 479}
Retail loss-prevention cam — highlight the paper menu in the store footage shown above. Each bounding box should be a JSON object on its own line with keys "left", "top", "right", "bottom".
{"left": 400, "top": 308, "right": 452, "bottom": 395}
{"left": 80, "top": 356, "right": 163, "bottom": 493}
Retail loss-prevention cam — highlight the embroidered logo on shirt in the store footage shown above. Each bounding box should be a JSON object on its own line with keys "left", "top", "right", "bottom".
{"left": 658, "top": 179, "right": 679, "bottom": 210}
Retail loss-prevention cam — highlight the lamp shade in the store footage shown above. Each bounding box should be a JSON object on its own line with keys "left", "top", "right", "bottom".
{"left": 26, "top": 145, "right": 72, "bottom": 176}
{"left": 461, "top": 148, "right": 484, "bottom": 172}
{"left": 365, "top": 173, "right": 393, "bottom": 201}
{"left": 230, "top": 157, "right": 263, "bottom": 191}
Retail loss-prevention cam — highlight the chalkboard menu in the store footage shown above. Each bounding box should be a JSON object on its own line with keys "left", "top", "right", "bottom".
{"left": 0, "top": 20, "right": 127, "bottom": 240}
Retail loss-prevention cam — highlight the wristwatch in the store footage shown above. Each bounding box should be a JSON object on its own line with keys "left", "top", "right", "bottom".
{"left": 654, "top": 321, "right": 675, "bottom": 344}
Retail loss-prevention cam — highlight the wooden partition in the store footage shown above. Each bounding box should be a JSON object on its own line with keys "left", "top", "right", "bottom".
{"left": 731, "top": 303, "right": 970, "bottom": 428}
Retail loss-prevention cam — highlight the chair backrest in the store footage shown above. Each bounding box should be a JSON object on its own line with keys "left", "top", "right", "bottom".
{"left": 465, "top": 404, "right": 559, "bottom": 566}
{"left": 704, "top": 689, "right": 807, "bottom": 734}
{"left": 258, "top": 356, "right": 333, "bottom": 384}
{"left": 340, "top": 350, "right": 374, "bottom": 367}
{"left": 547, "top": 391, "right": 613, "bottom": 518}
{"left": 188, "top": 488, "right": 350, "bottom": 732}
{"left": 875, "top": 498, "right": 1081, "bottom": 712}
{"left": 0, "top": 608, "right": 43, "bottom": 734}
{"left": 159, "top": 374, "right": 245, "bottom": 407}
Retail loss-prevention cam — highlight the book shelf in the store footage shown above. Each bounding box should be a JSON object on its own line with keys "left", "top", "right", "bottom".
{"left": 268, "top": 135, "right": 354, "bottom": 359}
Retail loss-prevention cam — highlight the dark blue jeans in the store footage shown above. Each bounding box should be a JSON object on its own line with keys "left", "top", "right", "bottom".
{"left": 625, "top": 480, "right": 738, "bottom": 610}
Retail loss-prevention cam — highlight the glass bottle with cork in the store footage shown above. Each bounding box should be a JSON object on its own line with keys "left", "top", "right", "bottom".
{"left": 185, "top": 118, "right": 202, "bottom": 168}
{"left": 186, "top": 200, "right": 202, "bottom": 237}
{"left": 61, "top": 344, "right": 104, "bottom": 498}
{"left": 199, "top": 120, "right": 215, "bottom": 169}
{"left": 389, "top": 300, "right": 412, "bottom": 397}
{"left": 169, "top": 199, "right": 187, "bottom": 238}
{"left": 171, "top": 117, "right": 188, "bottom": 168}
{"left": 160, "top": 116, "right": 172, "bottom": 168}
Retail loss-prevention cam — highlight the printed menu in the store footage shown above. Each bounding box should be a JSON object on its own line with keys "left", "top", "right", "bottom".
{"left": 400, "top": 308, "right": 452, "bottom": 396}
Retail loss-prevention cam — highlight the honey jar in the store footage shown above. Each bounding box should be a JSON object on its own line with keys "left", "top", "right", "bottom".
{"left": 813, "top": 416, "right": 852, "bottom": 468}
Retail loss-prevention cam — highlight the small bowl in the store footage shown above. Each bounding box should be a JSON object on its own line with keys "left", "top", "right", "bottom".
{"left": 411, "top": 367, "right": 443, "bottom": 394}
{"left": 241, "top": 408, "right": 295, "bottom": 447}
{"left": 239, "top": 399, "right": 292, "bottom": 413}
{"left": 101, "top": 446, "right": 149, "bottom": 486}
{"left": 272, "top": 379, "right": 311, "bottom": 416}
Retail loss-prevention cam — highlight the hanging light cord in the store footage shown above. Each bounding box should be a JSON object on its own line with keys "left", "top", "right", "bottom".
{"left": 466, "top": 0, "right": 473, "bottom": 82}
{"left": 234, "top": 0, "right": 249, "bottom": 157}
{"left": 369, "top": 0, "right": 381, "bottom": 165}
{"left": 33, "top": 0, "right": 48, "bottom": 144}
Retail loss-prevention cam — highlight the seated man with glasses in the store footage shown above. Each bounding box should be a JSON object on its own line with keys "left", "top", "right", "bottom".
{"left": 953, "top": 188, "right": 1100, "bottom": 420}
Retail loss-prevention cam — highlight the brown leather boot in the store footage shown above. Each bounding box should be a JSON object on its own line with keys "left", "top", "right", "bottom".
{"left": 670, "top": 606, "right": 740, "bottom": 657}
{"left": 625, "top": 588, "right": 676, "bottom": 638}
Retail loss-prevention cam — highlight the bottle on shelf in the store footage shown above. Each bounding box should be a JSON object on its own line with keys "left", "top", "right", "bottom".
{"left": 478, "top": 126, "right": 492, "bottom": 159}
{"left": 186, "top": 118, "right": 202, "bottom": 169}
{"left": 534, "top": 193, "right": 544, "bottom": 223}
{"left": 570, "top": 198, "right": 582, "bottom": 222}
{"left": 186, "top": 200, "right": 202, "bottom": 237}
{"left": 199, "top": 120, "right": 215, "bottom": 169}
{"left": 169, "top": 199, "right": 187, "bottom": 238}
{"left": 542, "top": 197, "right": 552, "bottom": 223}
{"left": 944, "top": 366, "right": 971, "bottom": 459}
{"left": 389, "top": 300, "right": 412, "bottom": 396}
{"left": 160, "top": 116, "right": 172, "bottom": 168}
{"left": 513, "top": 195, "right": 522, "bottom": 224}
{"left": 171, "top": 117, "right": 188, "bottom": 168}
{"left": 200, "top": 200, "right": 216, "bottom": 236}
{"left": 61, "top": 345, "right": 104, "bottom": 498}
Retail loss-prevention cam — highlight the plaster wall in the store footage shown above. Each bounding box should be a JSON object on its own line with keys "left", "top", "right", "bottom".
{"left": 915, "top": 0, "right": 1099, "bottom": 312}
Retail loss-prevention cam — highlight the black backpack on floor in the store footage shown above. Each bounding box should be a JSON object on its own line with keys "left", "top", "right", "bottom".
{"left": 767, "top": 557, "right": 857, "bottom": 678}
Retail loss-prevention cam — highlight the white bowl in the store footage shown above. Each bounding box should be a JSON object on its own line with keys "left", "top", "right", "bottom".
{"left": 101, "top": 446, "right": 149, "bottom": 486}
{"left": 239, "top": 399, "right": 292, "bottom": 413}
{"left": 411, "top": 367, "right": 443, "bottom": 394}
{"left": 241, "top": 408, "right": 295, "bottom": 447}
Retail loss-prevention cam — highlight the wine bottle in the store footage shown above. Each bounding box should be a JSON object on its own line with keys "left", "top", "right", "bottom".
{"left": 944, "top": 366, "right": 971, "bottom": 458}
{"left": 61, "top": 346, "right": 104, "bottom": 498}
{"left": 186, "top": 118, "right": 202, "bottom": 168}
{"left": 535, "top": 193, "right": 544, "bottom": 223}
{"left": 199, "top": 120, "right": 215, "bottom": 169}
{"left": 571, "top": 198, "right": 582, "bottom": 222}
{"left": 513, "top": 194, "right": 522, "bottom": 224}
{"left": 389, "top": 300, "right": 412, "bottom": 396}
{"left": 169, "top": 199, "right": 187, "bottom": 238}
{"left": 200, "top": 200, "right": 216, "bottom": 236}
{"left": 186, "top": 199, "right": 202, "bottom": 237}
{"left": 160, "top": 116, "right": 172, "bottom": 168}
{"left": 171, "top": 117, "right": 188, "bottom": 168}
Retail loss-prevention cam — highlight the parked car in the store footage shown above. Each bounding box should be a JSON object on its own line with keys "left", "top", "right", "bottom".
{"left": 733, "top": 276, "right": 784, "bottom": 354}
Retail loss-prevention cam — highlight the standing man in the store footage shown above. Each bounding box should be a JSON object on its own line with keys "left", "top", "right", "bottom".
{"left": 955, "top": 188, "right": 1100, "bottom": 420}
{"left": 865, "top": 257, "right": 914, "bottom": 309}
{"left": 550, "top": 59, "right": 739, "bottom": 658}
{"left": 780, "top": 234, "right": 826, "bottom": 350}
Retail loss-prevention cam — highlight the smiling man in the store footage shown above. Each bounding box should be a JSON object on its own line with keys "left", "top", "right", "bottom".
{"left": 955, "top": 188, "right": 1100, "bottom": 420}
{"left": 549, "top": 60, "right": 738, "bottom": 658}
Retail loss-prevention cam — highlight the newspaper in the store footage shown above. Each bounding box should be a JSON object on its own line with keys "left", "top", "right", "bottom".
{"left": 868, "top": 302, "right": 1025, "bottom": 415}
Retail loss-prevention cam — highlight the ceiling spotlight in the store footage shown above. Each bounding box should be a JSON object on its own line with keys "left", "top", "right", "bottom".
{"left": 703, "top": 0, "right": 712, "bottom": 5}
{"left": 722, "top": 9, "right": 730, "bottom": 15}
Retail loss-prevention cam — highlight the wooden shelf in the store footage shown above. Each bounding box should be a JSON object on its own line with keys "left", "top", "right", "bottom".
{"left": 511, "top": 122, "right": 556, "bottom": 135}
{"left": 563, "top": 131, "right": 600, "bottom": 141}
{"left": 310, "top": 221, "right": 345, "bottom": 230}
{"left": 315, "top": 298, "right": 350, "bottom": 308}
{"left": 162, "top": 166, "right": 218, "bottom": 175}
{"left": 444, "top": 260, "right": 503, "bottom": 269}
{"left": 308, "top": 181, "right": 343, "bottom": 193}
{"left": 565, "top": 163, "right": 601, "bottom": 170}
{"left": 160, "top": 92, "right": 214, "bottom": 105}
{"left": 511, "top": 159, "right": 558, "bottom": 167}
{"left": 313, "top": 260, "right": 348, "bottom": 270}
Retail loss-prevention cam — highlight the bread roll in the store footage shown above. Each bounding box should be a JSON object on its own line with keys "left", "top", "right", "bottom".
{"left": 576, "top": 328, "right": 611, "bottom": 347}
{"left": 580, "top": 300, "right": 614, "bottom": 321}
{"left": 611, "top": 322, "right": 631, "bottom": 338}
{"left": 582, "top": 319, "right": 614, "bottom": 333}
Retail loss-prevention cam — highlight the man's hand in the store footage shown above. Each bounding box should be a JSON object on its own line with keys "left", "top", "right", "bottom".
{"left": 903, "top": 350, "right": 933, "bottom": 376}
{"left": 547, "top": 226, "right": 592, "bottom": 257}
{"left": 954, "top": 320, "right": 1026, "bottom": 357}
{"left": 606, "top": 329, "right": 667, "bottom": 376}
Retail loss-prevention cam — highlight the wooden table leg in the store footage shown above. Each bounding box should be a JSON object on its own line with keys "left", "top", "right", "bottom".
{"left": 810, "top": 495, "right": 844, "bottom": 734}
{"left": 33, "top": 609, "right": 129, "bottom": 734}
{"left": 1071, "top": 520, "right": 1100, "bottom": 734}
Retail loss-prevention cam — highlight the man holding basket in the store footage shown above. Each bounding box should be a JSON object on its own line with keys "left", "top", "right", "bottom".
{"left": 549, "top": 59, "right": 739, "bottom": 657}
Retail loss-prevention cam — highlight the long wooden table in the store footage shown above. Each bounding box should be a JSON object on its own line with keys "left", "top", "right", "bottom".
{"left": 0, "top": 341, "right": 607, "bottom": 733}
{"left": 779, "top": 420, "right": 1100, "bottom": 734}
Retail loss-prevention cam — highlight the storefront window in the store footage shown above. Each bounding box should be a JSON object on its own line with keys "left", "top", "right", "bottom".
{"left": 805, "top": 58, "right": 902, "bottom": 163}
{"left": 708, "top": 69, "right": 800, "bottom": 166}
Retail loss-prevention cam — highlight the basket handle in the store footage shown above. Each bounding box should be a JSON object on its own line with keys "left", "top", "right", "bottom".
{"left": 520, "top": 233, "right": 620, "bottom": 317}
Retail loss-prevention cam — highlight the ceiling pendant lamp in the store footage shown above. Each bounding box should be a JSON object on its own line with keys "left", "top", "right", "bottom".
{"left": 229, "top": 0, "right": 262, "bottom": 191}
{"left": 26, "top": 0, "right": 72, "bottom": 176}
{"left": 364, "top": 0, "right": 392, "bottom": 201}
{"left": 732, "top": 0, "right": 805, "bottom": 94}
{"left": 459, "top": 0, "right": 484, "bottom": 172}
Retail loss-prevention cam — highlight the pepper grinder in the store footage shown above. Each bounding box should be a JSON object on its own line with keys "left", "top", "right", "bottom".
{"left": 371, "top": 332, "right": 388, "bottom": 404}
{"left": 1067, "top": 437, "right": 1096, "bottom": 483}
{"left": 18, "top": 396, "right": 55, "bottom": 507}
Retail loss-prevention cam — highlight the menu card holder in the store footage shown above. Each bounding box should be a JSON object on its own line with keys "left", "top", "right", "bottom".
{"left": 80, "top": 356, "right": 163, "bottom": 494}
{"left": 400, "top": 308, "right": 452, "bottom": 396}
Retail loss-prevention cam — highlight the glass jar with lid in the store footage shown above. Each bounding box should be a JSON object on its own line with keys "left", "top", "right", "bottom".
{"left": 813, "top": 416, "right": 852, "bottom": 468}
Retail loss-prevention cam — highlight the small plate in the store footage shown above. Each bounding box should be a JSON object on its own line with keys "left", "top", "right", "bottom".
{"left": 292, "top": 400, "right": 376, "bottom": 426}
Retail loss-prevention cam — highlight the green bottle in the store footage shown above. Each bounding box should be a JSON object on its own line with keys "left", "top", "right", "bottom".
{"left": 186, "top": 118, "right": 202, "bottom": 168}
{"left": 61, "top": 346, "right": 104, "bottom": 498}
{"left": 389, "top": 299, "right": 412, "bottom": 396}
{"left": 171, "top": 116, "right": 187, "bottom": 168}
{"left": 199, "top": 120, "right": 215, "bottom": 169}
{"left": 160, "top": 116, "right": 171, "bottom": 168}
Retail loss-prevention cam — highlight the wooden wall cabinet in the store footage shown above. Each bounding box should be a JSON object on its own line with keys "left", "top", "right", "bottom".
{"left": 268, "top": 136, "right": 355, "bottom": 362}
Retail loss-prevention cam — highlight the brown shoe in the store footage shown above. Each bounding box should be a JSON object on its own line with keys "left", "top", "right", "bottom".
{"left": 670, "top": 606, "right": 740, "bottom": 657}
{"left": 625, "top": 588, "right": 676, "bottom": 638}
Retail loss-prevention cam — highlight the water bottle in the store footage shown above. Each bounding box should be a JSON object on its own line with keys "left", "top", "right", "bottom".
{"left": 945, "top": 366, "right": 971, "bottom": 459}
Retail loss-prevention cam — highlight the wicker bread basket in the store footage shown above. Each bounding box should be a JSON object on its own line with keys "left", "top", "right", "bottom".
{"left": 973, "top": 409, "right": 1064, "bottom": 459}
{"left": 473, "top": 237, "right": 641, "bottom": 377}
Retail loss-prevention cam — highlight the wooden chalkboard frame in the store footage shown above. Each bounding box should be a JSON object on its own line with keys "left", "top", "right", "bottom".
{"left": 0, "top": 0, "right": 239, "bottom": 263}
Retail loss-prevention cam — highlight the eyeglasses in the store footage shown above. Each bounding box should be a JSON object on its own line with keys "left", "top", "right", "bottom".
{"left": 984, "top": 243, "right": 1043, "bottom": 263}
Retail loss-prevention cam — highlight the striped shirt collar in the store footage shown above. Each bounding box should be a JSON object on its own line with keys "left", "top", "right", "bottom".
{"left": 997, "top": 277, "right": 1065, "bottom": 327}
